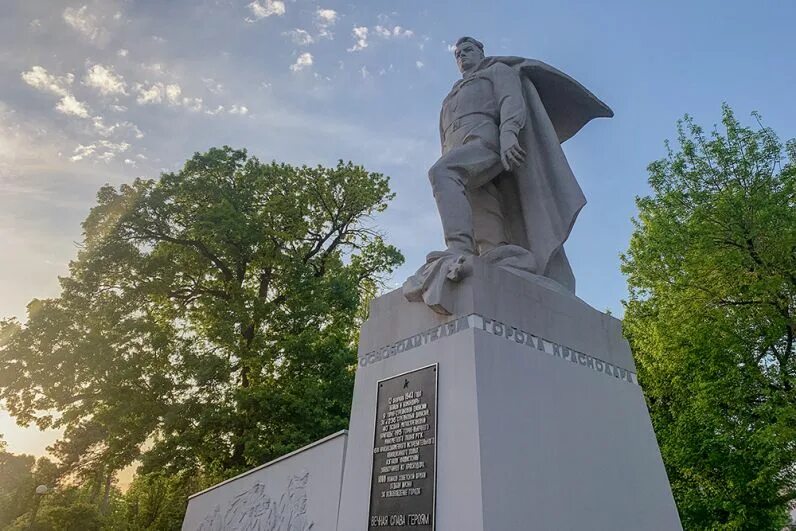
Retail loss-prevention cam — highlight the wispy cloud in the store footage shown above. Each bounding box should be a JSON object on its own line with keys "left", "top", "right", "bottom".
{"left": 55, "top": 95, "right": 90, "bottom": 118}
{"left": 70, "top": 140, "right": 130, "bottom": 162}
{"left": 289, "top": 52, "right": 313, "bottom": 72}
{"left": 284, "top": 28, "right": 314, "bottom": 46}
{"left": 135, "top": 82, "right": 163, "bottom": 104}
{"left": 62, "top": 5, "right": 109, "bottom": 45}
{"left": 374, "top": 25, "right": 414, "bottom": 38}
{"left": 315, "top": 8, "right": 337, "bottom": 38}
{"left": 21, "top": 66, "right": 73, "bottom": 98}
{"left": 21, "top": 66, "right": 92, "bottom": 118}
{"left": 91, "top": 117, "right": 143, "bottom": 139}
{"left": 348, "top": 26, "right": 369, "bottom": 52}
{"left": 133, "top": 82, "right": 203, "bottom": 111}
{"left": 20, "top": 65, "right": 144, "bottom": 154}
{"left": 83, "top": 64, "right": 127, "bottom": 96}
{"left": 246, "top": 0, "right": 286, "bottom": 22}
{"left": 348, "top": 24, "right": 414, "bottom": 52}
{"left": 316, "top": 8, "right": 338, "bottom": 25}
{"left": 202, "top": 78, "right": 224, "bottom": 95}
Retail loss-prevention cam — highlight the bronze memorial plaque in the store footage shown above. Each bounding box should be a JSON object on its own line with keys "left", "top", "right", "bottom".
{"left": 368, "top": 364, "right": 437, "bottom": 530}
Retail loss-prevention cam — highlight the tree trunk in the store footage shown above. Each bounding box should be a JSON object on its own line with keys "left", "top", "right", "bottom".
{"left": 100, "top": 469, "right": 113, "bottom": 514}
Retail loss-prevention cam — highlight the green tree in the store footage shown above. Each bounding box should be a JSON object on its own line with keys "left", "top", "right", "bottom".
{"left": 0, "top": 438, "right": 35, "bottom": 528}
{"left": 622, "top": 106, "right": 796, "bottom": 529}
{"left": 0, "top": 438, "right": 58, "bottom": 529}
{"left": 117, "top": 471, "right": 218, "bottom": 531}
{"left": 4, "top": 486, "right": 105, "bottom": 531}
{"left": 0, "top": 148, "right": 403, "bottom": 493}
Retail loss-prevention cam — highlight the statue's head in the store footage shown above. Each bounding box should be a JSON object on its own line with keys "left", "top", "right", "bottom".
{"left": 454, "top": 36, "right": 484, "bottom": 74}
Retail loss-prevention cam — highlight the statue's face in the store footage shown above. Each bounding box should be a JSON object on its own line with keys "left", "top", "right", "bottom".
{"left": 455, "top": 41, "right": 483, "bottom": 73}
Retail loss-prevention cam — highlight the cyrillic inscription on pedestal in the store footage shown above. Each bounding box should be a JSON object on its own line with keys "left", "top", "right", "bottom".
{"left": 368, "top": 364, "right": 437, "bottom": 530}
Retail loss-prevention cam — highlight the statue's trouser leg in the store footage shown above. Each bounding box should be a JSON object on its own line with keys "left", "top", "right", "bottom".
{"left": 428, "top": 143, "right": 503, "bottom": 254}
{"left": 470, "top": 181, "right": 508, "bottom": 253}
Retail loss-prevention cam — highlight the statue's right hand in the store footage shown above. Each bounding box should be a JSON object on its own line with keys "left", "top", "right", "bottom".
{"left": 501, "top": 140, "right": 527, "bottom": 171}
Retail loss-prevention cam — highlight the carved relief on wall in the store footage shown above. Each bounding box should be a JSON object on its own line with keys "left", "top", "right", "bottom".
{"left": 196, "top": 471, "right": 314, "bottom": 531}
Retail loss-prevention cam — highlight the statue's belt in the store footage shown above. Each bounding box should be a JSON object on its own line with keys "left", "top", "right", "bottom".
{"left": 442, "top": 112, "right": 497, "bottom": 135}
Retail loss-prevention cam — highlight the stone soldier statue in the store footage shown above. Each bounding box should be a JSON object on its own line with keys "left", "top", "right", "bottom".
{"left": 404, "top": 36, "right": 613, "bottom": 312}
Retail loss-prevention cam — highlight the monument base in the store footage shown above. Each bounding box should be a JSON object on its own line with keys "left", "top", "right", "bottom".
{"left": 337, "top": 258, "right": 682, "bottom": 531}
{"left": 182, "top": 431, "right": 347, "bottom": 530}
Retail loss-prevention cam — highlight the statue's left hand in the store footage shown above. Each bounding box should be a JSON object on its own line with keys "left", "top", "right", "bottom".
{"left": 500, "top": 135, "right": 526, "bottom": 171}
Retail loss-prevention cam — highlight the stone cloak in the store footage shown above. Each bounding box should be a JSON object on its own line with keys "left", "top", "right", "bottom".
{"left": 485, "top": 56, "right": 613, "bottom": 289}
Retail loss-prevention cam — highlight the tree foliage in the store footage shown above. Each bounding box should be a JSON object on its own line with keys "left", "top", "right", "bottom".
{"left": 622, "top": 106, "right": 796, "bottom": 529}
{"left": 0, "top": 147, "right": 403, "bottom": 497}
{"left": 0, "top": 441, "right": 216, "bottom": 531}
{"left": 0, "top": 439, "right": 58, "bottom": 529}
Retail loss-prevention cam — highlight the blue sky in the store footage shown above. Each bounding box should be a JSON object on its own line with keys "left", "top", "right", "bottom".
{"left": 1, "top": 0, "right": 795, "bottom": 454}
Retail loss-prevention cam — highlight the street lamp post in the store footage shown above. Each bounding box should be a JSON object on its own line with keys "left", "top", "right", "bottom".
{"left": 28, "top": 485, "right": 49, "bottom": 530}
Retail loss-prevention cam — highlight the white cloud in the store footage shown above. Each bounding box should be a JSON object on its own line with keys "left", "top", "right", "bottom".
{"left": 284, "top": 28, "right": 314, "bottom": 46}
{"left": 373, "top": 26, "right": 391, "bottom": 38}
{"left": 21, "top": 66, "right": 94, "bottom": 119}
{"left": 21, "top": 66, "right": 73, "bottom": 97}
{"left": 348, "top": 26, "right": 369, "bottom": 52}
{"left": 141, "top": 63, "right": 165, "bottom": 75}
{"left": 348, "top": 24, "right": 414, "bottom": 52}
{"left": 134, "top": 82, "right": 195, "bottom": 109}
{"left": 117, "top": 48, "right": 129, "bottom": 57}
{"left": 182, "top": 97, "right": 203, "bottom": 112}
{"left": 202, "top": 78, "right": 224, "bottom": 94}
{"left": 70, "top": 140, "right": 129, "bottom": 162}
{"left": 374, "top": 25, "right": 414, "bottom": 38}
{"left": 290, "top": 52, "right": 313, "bottom": 72}
{"left": 92, "top": 117, "right": 143, "bottom": 139}
{"left": 393, "top": 26, "right": 413, "bottom": 38}
{"left": 62, "top": 5, "right": 108, "bottom": 44}
{"left": 316, "top": 8, "right": 337, "bottom": 25}
{"left": 55, "top": 95, "right": 90, "bottom": 118}
{"left": 229, "top": 104, "right": 249, "bottom": 115}
{"left": 135, "top": 82, "right": 163, "bottom": 104}
{"left": 70, "top": 144, "right": 93, "bottom": 161}
{"left": 84, "top": 64, "right": 127, "bottom": 96}
{"left": 135, "top": 81, "right": 203, "bottom": 111}
{"left": 246, "top": 0, "right": 285, "bottom": 21}
{"left": 360, "top": 65, "right": 370, "bottom": 79}
{"left": 165, "top": 83, "right": 182, "bottom": 105}
{"left": 315, "top": 9, "right": 336, "bottom": 39}
{"left": 416, "top": 61, "right": 424, "bottom": 69}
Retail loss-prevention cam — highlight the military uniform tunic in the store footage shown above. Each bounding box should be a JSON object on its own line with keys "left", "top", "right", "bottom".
{"left": 439, "top": 61, "right": 526, "bottom": 157}
{"left": 429, "top": 60, "right": 527, "bottom": 253}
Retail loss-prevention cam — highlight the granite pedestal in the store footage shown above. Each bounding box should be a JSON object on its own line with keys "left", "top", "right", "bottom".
{"left": 336, "top": 259, "right": 682, "bottom": 531}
